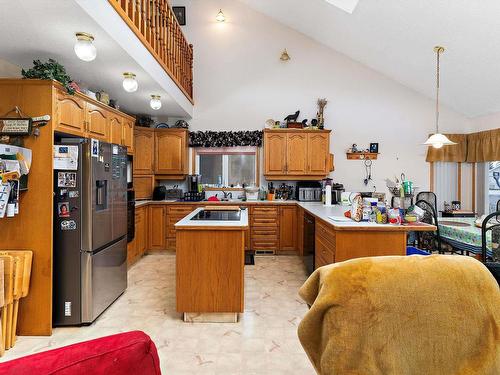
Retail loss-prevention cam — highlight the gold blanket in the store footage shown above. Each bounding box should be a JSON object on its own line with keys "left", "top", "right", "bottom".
{"left": 298, "top": 255, "right": 500, "bottom": 375}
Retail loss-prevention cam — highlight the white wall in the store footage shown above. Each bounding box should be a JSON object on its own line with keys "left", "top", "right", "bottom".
{"left": 171, "top": 0, "right": 472, "bottom": 196}
{"left": 472, "top": 112, "right": 500, "bottom": 132}
{"left": 0, "top": 58, "right": 21, "bottom": 77}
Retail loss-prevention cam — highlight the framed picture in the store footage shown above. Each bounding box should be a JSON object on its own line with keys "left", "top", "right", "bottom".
{"left": 369, "top": 142, "right": 379, "bottom": 153}
{"left": 0, "top": 118, "right": 32, "bottom": 136}
{"left": 172, "top": 6, "right": 186, "bottom": 26}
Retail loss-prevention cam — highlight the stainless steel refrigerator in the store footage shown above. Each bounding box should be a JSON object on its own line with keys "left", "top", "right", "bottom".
{"left": 53, "top": 138, "right": 128, "bottom": 326}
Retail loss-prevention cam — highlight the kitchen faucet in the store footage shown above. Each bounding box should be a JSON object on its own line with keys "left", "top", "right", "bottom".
{"left": 222, "top": 190, "right": 233, "bottom": 200}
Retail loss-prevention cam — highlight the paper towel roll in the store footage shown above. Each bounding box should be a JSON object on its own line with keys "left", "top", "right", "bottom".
{"left": 324, "top": 185, "right": 332, "bottom": 206}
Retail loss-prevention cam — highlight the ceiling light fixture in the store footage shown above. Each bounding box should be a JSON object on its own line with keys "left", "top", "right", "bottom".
{"left": 423, "top": 46, "right": 456, "bottom": 149}
{"left": 280, "top": 49, "right": 291, "bottom": 62}
{"left": 74, "top": 32, "right": 97, "bottom": 62}
{"left": 216, "top": 9, "right": 226, "bottom": 22}
{"left": 150, "top": 95, "right": 162, "bottom": 110}
{"left": 122, "top": 72, "right": 138, "bottom": 93}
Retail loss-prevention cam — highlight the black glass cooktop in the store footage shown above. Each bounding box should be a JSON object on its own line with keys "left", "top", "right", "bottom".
{"left": 191, "top": 210, "right": 241, "bottom": 221}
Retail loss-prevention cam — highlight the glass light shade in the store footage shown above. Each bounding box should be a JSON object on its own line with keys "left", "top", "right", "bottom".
{"left": 423, "top": 133, "right": 457, "bottom": 149}
{"left": 150, "top": 95, "right": 162, "bottom": 110}
{"left": 216, "top": 9, "right": 226, "bottom": 22}
{"left": 122, "top": 73, "right": 138, "bottom": 92}
{"left": 74, "top": 33, "right": 96, "bottom": 62}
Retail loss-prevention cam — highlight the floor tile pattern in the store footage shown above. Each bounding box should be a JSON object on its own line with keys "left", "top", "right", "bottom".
{"left": 1, "top": 253, "right": 315, "bottom": 374}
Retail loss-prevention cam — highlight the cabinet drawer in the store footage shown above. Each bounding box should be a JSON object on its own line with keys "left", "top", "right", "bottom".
{"left": 316, "top": 220, "right": 336, "bottom": 246}
{"left": 251, "top": 217, "right": 279, "bottom": 227}
{"left": 167, "top": 205, "right": 195, "bottom": 214}
{"left": 251, "top": 227, "right": 279, "bottom": 237}
{"left": 316, "top": 236, "right": 335, "bottom": 264}
{"left": 251, "top": 239, "right": 279, "bottom": 250}
{"left": 251, "top": 206, "right": 279, "bottom": 216}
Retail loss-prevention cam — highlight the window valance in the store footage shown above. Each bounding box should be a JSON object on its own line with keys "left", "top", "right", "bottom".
{"left": 425, "top": 134, "right": 467, "bottom": 162}
{"left": 466, "top": 128, "right": 500, "bottom": 163}
{"left": 426, "top": 128, "right": 500, "bottom": 163}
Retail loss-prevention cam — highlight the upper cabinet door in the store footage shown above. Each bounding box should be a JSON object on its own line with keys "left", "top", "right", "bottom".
{"left": 133, "top": 128, "right": 154, "bottom": 175}
{"left": 55, "top": 92, "right": 86, "bottom": 136}
{"left": 86, "top": 103, "right": 109, "bottom": 141}
{"left": 286, "top": 133, "right": 308, "bottom": 175}
{"left": 307, "top": 133, "right": 329, "bottom": 174}
{"left": 154, "top": 130, "right": 188, "bottom": 175}
{"left": 264, "top": 133, "right": 287, "bottom": 175}
{"left": 109, "top": 114, "right": 123, "bottom": 145}
{"left": 122, "top": 119, "right": 134, "bottom": 154}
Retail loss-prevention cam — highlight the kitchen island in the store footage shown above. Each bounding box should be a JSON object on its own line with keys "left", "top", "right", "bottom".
{"left": 175, "top": 207, "right": 249, "bottom": 322}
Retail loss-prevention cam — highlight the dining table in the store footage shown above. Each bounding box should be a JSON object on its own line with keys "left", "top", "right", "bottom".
{"left": 438, "top": 217, "right": 493, "bottom": 257}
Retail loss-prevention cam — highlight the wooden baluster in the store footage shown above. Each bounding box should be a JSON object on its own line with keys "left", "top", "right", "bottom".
{"left": 168, "top": 12, "right": 174, "bottom": 72}
{"left": 155, "top": 0, "right": 160, "bottom": 55}
{"left": 161, "top": 3, "right": 167, "bottom": 61}
{"left": 134, "top": 0, "right": 140, "bottom": 28}
{"left": 189, "top": 44, "right": 193, "bottom": 97}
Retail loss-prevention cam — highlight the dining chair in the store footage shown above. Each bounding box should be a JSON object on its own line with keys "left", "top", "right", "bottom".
{"left": 481, "top": 211, "right": 500, "bottom": 286}
{"left": 416, "top": 192, "right": 438, "bottom": 213}
{"left": 415, "top": 199, "right": 443, "bottom": 253}
{"left": 497, "top": 199, "right": 500, "bottom": 212}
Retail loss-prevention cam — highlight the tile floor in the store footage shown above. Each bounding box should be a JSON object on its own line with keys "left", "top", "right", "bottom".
{"left": 1, "top": 253, "right": 316, "bottom": 374}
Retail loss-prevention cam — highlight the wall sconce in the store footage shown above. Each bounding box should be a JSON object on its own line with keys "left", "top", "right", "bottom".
{"left": 280, "top": 49, "right": 291, "bottom": 62}
{"left": 216, "top": 9, "right": 226, "bottom": 22}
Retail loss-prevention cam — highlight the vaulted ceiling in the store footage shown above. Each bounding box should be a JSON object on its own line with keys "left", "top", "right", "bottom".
{"left": 238, "top": 0, "right": 500, "bottom": 118}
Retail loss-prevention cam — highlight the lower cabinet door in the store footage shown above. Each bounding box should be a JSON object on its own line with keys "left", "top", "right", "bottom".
{"left": 149, "top": 205, "right": 166, "bottom": 250}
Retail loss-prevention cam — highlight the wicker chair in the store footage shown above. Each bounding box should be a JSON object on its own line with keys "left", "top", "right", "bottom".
{"left": 481, "top": 211, "right": 500, "bottom": 286}
{"left": 415, "top": 199, "right": 443, "bottom": 253}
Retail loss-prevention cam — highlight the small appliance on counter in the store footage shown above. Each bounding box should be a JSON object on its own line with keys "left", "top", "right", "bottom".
{"left": 153, "top": 186, "right": 167, "bottom": 201}
{"left": 297, "top": 181, "right": 322, "bottom": 202}
{"left": 182, "top": 174, "right": 205, "bottom": 201}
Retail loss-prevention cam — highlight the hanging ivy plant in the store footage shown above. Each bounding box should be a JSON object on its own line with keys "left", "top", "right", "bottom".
{"left": 21, "top": 59, "right": 75, "bottom": 94}
{"left": 189, "top": 130, "right": 263, "bottom": 147}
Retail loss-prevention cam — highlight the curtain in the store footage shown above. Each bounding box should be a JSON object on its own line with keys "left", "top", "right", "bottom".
{"left": 425, "top": 134, "right": 467, "bottom": 162}
{"left": 466, "top": 128, "right": 500, "bottom": 163}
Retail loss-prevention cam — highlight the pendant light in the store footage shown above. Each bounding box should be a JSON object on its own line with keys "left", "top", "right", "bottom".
{"left": 122, "top": 72, "right": 138, "bottom": 92}
{"left": 74, "top": 32, "right": 96, "bottom": 62}
{"left": 423, "top": 46, "right": 456, "bottom": 149}
{"left": 280, "top": 49, "right": 291, "bottom": 62}
{"left": 216, "top": 9, "right": 226, "bottom": 22}
{"left": 150, "top": 95, "right": 162, "bottom": 110}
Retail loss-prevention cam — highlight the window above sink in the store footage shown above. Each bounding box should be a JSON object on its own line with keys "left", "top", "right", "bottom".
{"left": 194, "top": 147, "right": 259, "bottom": 188}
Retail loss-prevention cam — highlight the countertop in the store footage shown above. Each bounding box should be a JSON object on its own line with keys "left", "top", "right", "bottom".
{"left": 135, "top": 199, "right": 297, "bottom": 207}
{"left": 175, "top": 207, "right": 249, "bottom": 228}
{"left": 135, "top": 199, "right": 435, "bottom": 232}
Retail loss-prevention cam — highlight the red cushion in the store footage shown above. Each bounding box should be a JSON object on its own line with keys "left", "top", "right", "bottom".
{"left": 0, "top": 331, "right": 161, "bottom": 375}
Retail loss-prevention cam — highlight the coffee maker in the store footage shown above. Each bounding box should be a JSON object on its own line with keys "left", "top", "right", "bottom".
{"left": 187, "top": 174, "right": 201, "bottom": 192}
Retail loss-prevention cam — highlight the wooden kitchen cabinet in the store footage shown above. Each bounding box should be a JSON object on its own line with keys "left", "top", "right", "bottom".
{"left": 307, "top": 132, "right": 330, "bottom": 174}
{"left": 86, "top": 102, "right": 109, "bottom": 141}
{"left": 154, "top": 129, "right": 189, "bottom": 177}
{"left": 279, "top": 205, "right": 297, "bottom": 252}
{"left": 250, "top": 206, "right": 280, "bottom": 252}
{"left": 264, "top": 132, "right": 287, "bottom": 175}
{"left": 128, "top": 205, "right": 148, "bottom": 266}
{"left": 148, "top": 205, "right": 167, "bottom": 250}
{"left": 134, "top": 175, "right": 155, "bottom": 200}
{"left": 133, "top": 128, "right": 155, "bottom": 175}
{"left": 287, "top": 133, "right": 308, "bottom": 174}
{"left": 109, "top": 112, "right": 123, "bottom": 145}
{"left": 55, "top": 92, "right": 86, "bottom": 136}
{"left": 122, "top": 119, "right": 134, "bottom": 154}
{"left": 263, "top": 129, "right": 332, "bottom": 180}
{"left": 54, "top": 88, "right": 135, "bottom": 150}
{"left": 166, "top": 204, "right": 198, "bottom": 250}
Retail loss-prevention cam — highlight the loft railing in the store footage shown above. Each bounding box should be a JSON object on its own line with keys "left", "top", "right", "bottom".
{"left": 109, "top": 0, "right": 194, "bottom": 103}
